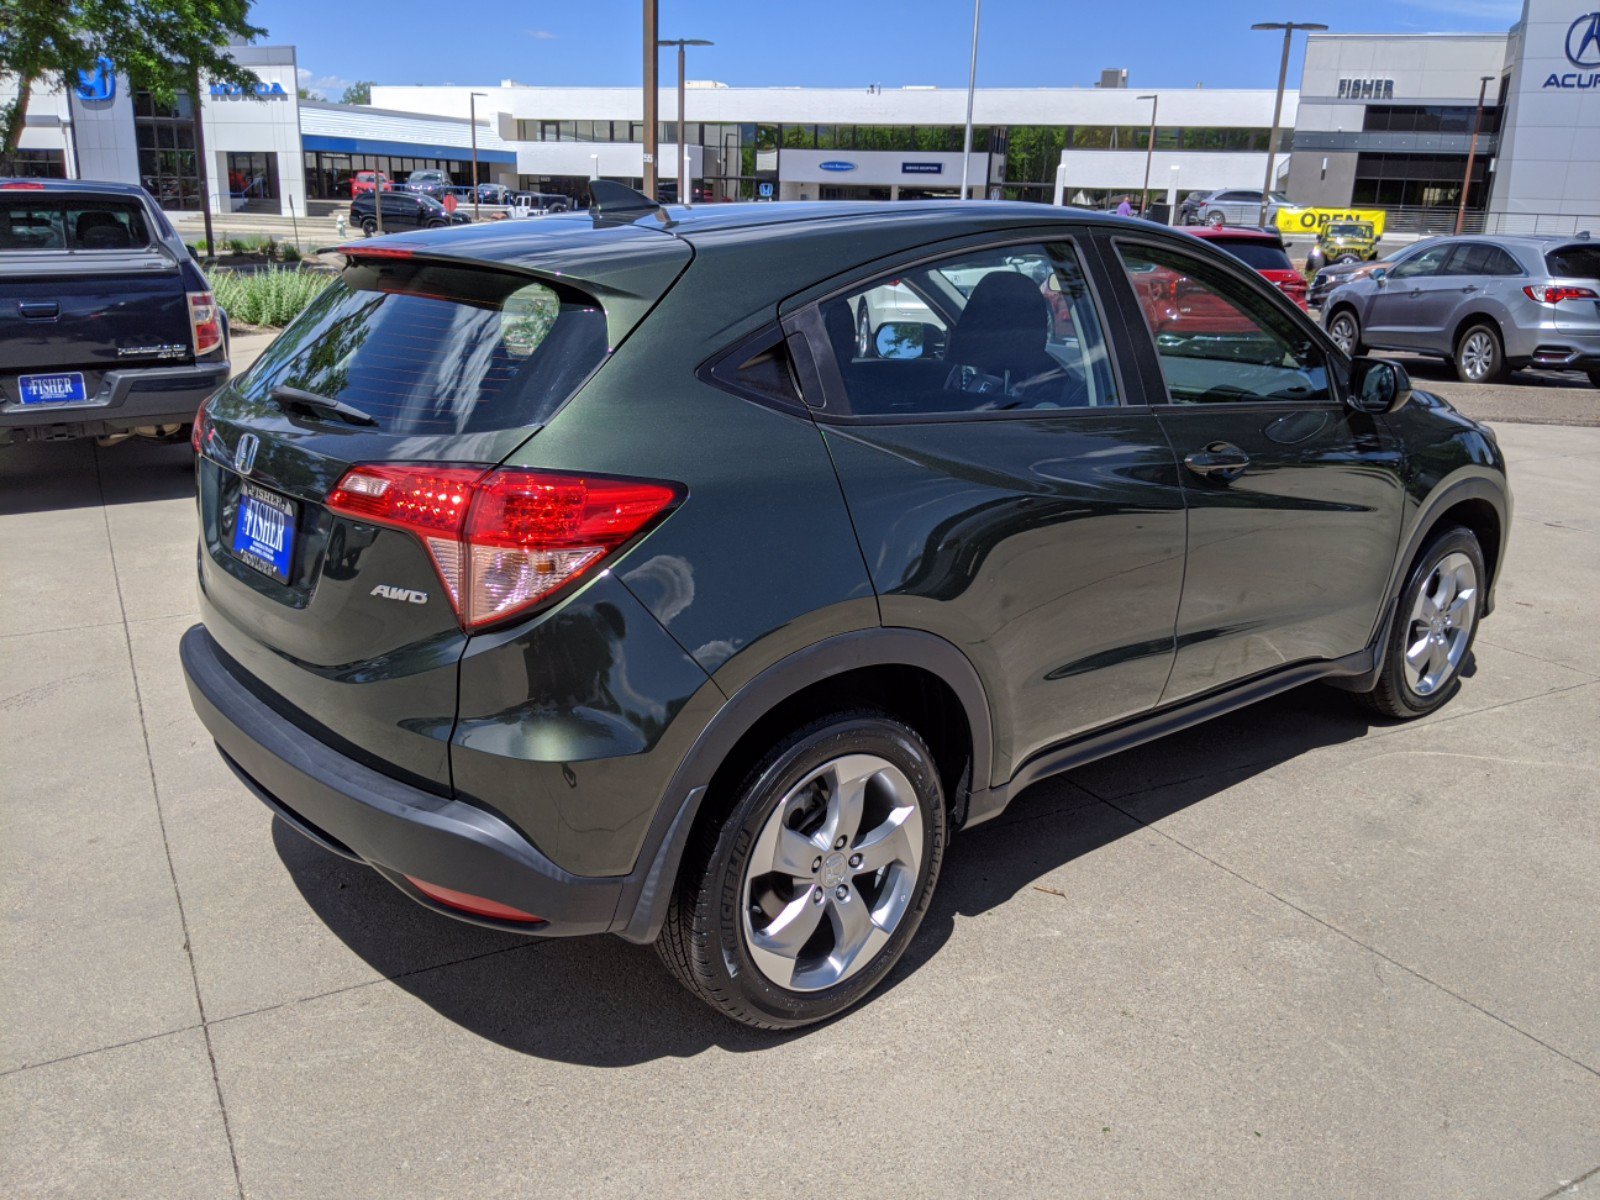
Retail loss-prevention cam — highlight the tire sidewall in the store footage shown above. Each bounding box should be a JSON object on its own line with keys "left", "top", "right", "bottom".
{"left": 703, "top": 716, "right": 945, "bottom": 1028}
{"left": 1329, "top": 310, "right": 1360, "bottom": 355}
{"left": 1383, "top": 526, "right": 1486, "bottom": 716}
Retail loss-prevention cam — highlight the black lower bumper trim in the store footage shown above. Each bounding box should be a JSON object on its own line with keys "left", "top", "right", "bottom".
{"left": 181, "top": 624, "right": 623, "bottom": 936}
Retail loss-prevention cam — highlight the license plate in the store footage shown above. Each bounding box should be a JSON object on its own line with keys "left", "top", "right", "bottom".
{"left": 17, "top": 372, "right": 88, "bottom": 405}
{"left": 230, "top": 481, "right": 298, "bottom": 584}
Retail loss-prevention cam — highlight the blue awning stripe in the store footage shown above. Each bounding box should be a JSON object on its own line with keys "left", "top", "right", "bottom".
{"left": 301, "top": 134, "right": 515, "bottom": 164}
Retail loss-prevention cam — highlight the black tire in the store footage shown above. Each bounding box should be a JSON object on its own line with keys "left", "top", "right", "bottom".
{"left": 1453, "top": 321, "right": 1507, "bottom": 383}
{"left": 427, "top": 219, "right": 448, "bottom": 228}
{"left": 1335, "top": 253, "right": 1360, "bottom": 265}
{"left": 856, "top": 304, "right": 872, "bottom": 358}
{"left": 1326, "top": 308, "right": 1365, "bottom": 358}
{"left": 1206, "top": 210, "right": 1226, "bottom": 228}
{"left": 657, "top": 710, "right": 946, "bottom": 1029}
{"left": 360, "top": 217, "right": 377, "bottom": 237}
{"left": 1356, "top": 524, "right": 1486, "bottom": 720}
{"left": 1586, "top": 368, "right": 1600, "bottom": 389}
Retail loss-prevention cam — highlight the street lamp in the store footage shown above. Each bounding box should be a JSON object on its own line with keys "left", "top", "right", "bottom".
{"left": 1455, "top": 74, "right": 1495, "bottom": 235}
{"left": 643, "top": 1, "right": 659, "bottom": 199}
{"left": 658, "top": 37, "right": 713, "bottom": 205}
{"left": 960, "top": 0, "right": 982, "bottom": 200}
{"left": 468, "top": 91, "right": 487, "bottom": 220}
{"left": 1137, "top": 93, "right": 1158, "bottom": 216}
{"left": 1251, "top": 21, "right": 1327, "bottom": 228}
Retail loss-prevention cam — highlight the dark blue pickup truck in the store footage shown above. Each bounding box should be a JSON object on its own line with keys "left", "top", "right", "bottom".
{"left": 1, "top": 178, "right": 229, "bottom": 445}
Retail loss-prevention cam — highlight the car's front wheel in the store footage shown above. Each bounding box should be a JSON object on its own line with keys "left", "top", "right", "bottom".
{"left": 1356, "top": 524, "right": 1485, "bottom": 719}
{"left": 1326, "top": 309, "right": 1364, "bottom": 357}
{"left": 658, "top": 711, "right": 945, "bottom": 1028}
{"left": 1586, "top": 368, "right": 1600, "bottom": 389}
{"left": 1206, "top": 210, "right": 1226, "bottom": 228}
{"left": 360, "top": 217, "right": 377, "bottom": 237}
{"left": 1454, "top": 322, "right": 1506, "bottom": 383}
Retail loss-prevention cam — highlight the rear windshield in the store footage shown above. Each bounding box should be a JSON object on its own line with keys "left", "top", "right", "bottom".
{"left": 236, "top": 260, "right": 609, "bottom": 435}
{"left": 1546, "top": 244, "right": 1600, "bottom": 280}
{"left": 0, "top": 197, "right": 153, "bottom": 251}
{"left": 1213, "top": 239, "right": 1294, "bottom": 272}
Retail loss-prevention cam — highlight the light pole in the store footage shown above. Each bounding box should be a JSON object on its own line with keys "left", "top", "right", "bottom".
{"left": 959, "top": 0, "right": 982, "bottom": 200}
{"left": 1455, "top": 74, "right": 1494, "bottom": 235}
{"left": 469, "top": 91, "right": 487, "bottom": 220}
{"left": 1137, "top": 93, "right": 1158, "bottom": 216}
{"left": 1251, "top": 21, "right": 1327, "bottom": 228}
{"left": 643, "top": 0, "right": 659, "bottom": 200}
{"left": 658, "top": 37, "right": 713, "bottom": 205}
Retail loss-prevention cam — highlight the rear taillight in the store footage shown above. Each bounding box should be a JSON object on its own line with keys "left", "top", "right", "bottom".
{"left": 190, "top": 394, "right": 211, "bottom": 454}
{"left": 1, "top": 181, "right": 47, "bottom": 190}
{"left": 327, "top": 465, "right": 681, "bottom": 630}
{"left": 1523, "top": 284, "right": 1599, "bottom": 305}
{"left": 188, "top": 291, "right": 224, "bottom": 356}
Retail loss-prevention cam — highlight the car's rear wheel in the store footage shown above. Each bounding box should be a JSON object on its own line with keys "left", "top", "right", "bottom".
{"left": 1454, "top": 322, "right": 1506, "bottom": 383}
{"left": 360, "top": 217, "right": 377, "bottom": 237}
{"left": 658, "top": 711, "right": 945, "bottom": 1028}
{"left": 1356, "top": 524, "right": 1485, "bottom": 719}
{"left": 1326, "top": 309, "right": 1364, "bottom": 357}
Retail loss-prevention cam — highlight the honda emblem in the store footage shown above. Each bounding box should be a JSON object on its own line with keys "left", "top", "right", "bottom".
{"left": 233, "top": 432, "right": 259, "bottom": 475}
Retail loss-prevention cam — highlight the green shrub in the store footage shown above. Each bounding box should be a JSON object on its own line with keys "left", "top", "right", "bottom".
{"left": 211, "top": 267, "right": 334, "bottom": 328}
{"left": 278, "top": 242, "right": 302, "bottom": 263}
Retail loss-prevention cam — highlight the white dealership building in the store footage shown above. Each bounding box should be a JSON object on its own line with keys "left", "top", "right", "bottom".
{"left": 3, "top": 0, "right": 1594, "bottom": 234}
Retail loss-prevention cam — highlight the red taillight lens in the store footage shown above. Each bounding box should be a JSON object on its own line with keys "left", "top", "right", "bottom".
{"left": 191, "top": 394, "right": 212, "bottom": 454}
{"left": 1524, "top": 284, "right": 1599, "bottom": 305}
{"left": 188, "top": 291, "right": 224, "bottom": 356}
{"left": 327, "top": 465, "right": 680, "bottom": 630}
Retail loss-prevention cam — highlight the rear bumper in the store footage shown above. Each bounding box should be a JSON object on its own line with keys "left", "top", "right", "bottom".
{"left": 180, "top": 623, "right": 627, "bottom": 936}
{"left": 1, "top": 359, "right": 228, "bottom": 440}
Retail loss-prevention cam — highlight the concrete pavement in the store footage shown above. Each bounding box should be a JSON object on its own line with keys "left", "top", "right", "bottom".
{"left": 2, "top": 424, "right": 1597, "bottom": 1198}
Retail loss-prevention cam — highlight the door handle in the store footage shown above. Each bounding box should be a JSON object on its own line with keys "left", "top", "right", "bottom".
{"left": 1461, "top": 284, "right": 1479, "bottom": 293}
{"left": 18, "top": 301, "right": 59, "bottom": 320}
{"left": 1185, "top": 442, "right": 1250, "bottom": 481}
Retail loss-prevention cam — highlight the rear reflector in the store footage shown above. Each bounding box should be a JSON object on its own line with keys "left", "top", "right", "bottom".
{"left": 1524, "top": 284, "right": 1599, "bottom": 305}
{"left": 327, "top": 464, "right": 681, "bottom": 630}
{"left": 403, "top": 876, "right": 543, "bottom": 923}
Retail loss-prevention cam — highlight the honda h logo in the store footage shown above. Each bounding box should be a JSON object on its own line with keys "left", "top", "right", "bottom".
{"left": 233, "top": 433, "right": 259, "bottom": 476}
{"left": 1568, "top": 12, "right": 1600, "bottom": 68}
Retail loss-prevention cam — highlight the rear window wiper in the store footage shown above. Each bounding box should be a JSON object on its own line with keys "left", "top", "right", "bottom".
{"left": 269, "top": 385, "right": 378, "bottom": 428}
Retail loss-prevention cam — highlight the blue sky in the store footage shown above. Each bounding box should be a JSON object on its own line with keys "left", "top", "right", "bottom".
{"left": 273, "top": 0, "right": 1525, "bottom": 102}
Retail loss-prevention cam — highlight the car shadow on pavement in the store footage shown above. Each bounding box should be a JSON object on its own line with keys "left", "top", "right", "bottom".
{"left": 273, "top": 671, "right": 1461, "bottom": 1065}
{"left": 0, "top": 438, "right": 195, "bottom": 515}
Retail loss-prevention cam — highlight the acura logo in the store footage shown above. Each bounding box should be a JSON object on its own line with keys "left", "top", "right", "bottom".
{"left": 233, "top": 432, "right": 259, "bottom": 475}
{"left": 1569, "top": 12, "right": 1600, "bottom": 68}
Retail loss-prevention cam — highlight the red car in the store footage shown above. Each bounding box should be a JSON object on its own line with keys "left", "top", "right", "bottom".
{"left": 349, "top": 170, "right": 393, "bottom": 198}
{"left": 1185, "top": 225, "right": 1308, "bottom": 311}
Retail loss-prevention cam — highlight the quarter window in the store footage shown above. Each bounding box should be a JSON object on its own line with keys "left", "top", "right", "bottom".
{"left": 1117, "top": 242, "right": 1332, "bottom": 406}
{"left": 816, "top": 242, "right": 1118, "bottom": 416}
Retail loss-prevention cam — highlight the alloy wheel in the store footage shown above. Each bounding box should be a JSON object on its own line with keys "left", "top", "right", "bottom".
{"left": 1329, "top": 313, "right": 1358, "bottom": 355}
{"left": 1403, "top": 551, "right": 1477, "bottom": 696}
{"left": 742, "top": 753, "right": 924, "bottom": 992}
{"left": 1460, "top": 330, "right": 1497, "bottom": 381}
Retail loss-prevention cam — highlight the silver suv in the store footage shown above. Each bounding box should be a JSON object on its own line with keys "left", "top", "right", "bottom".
{"left": 1323, "top": 234, "right": 1600, "bottom": 386}
{"left": 1190, "top": 188, "right": 1300, "bottom": 228}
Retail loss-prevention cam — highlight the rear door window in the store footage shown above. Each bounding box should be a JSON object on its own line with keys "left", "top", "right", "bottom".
{"left": 1449, "top": 243, "right": 1522, "bottom": 277}
{"left": 1546, "top": 244, "right": 1600, "bottom": 279}
{"left": 236, "top": 260, "right": 610, "bottom": 435}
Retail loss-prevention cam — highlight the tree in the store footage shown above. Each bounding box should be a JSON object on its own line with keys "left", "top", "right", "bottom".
{"left": 1, "top": 0, "right": 265, "bottom": 156}
{"left": 340, "top": 80, "right": 372, "bottom": 106}
{"left": 297, "top": 87, "right": 321, "bottom": 101}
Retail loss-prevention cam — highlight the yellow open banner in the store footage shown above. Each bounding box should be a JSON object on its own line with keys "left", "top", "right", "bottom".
{"left": 1275, "top": 207, "right": 1388, "bottom": 238}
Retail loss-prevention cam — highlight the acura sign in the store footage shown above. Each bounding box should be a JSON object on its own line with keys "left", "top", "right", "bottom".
{"left": 1544, "top": 11, "right": 1600, "bottom": 88}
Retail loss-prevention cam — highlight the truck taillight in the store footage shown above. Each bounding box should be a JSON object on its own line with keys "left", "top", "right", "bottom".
{"left": 327, "top": 465, "right": 682, "bottom": 630}
{"left": 1523, "top": 284, "right": 1599, "bottom": 305}
{"left": 188, "top": 291, "right": 224, "bottom": 356}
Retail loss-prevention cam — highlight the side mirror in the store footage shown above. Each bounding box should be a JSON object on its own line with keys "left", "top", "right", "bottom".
{"left": 1348, "top": 356, "right": 1412, "bottom": 414}
{"left": 1371, "top": 267, "right": 1388, "bottom": 284}
{"left": 873, "top": 321, "right": 937, "bottom": 360}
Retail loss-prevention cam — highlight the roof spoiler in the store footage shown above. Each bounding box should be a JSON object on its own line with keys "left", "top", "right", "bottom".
{"left": 586, "top": 179, "right": 672, "bottom": 226}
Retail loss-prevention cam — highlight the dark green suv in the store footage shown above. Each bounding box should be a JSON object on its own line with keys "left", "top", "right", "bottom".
{"left": 182, "top": 195, "right": 1510, "bottom": 1028}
